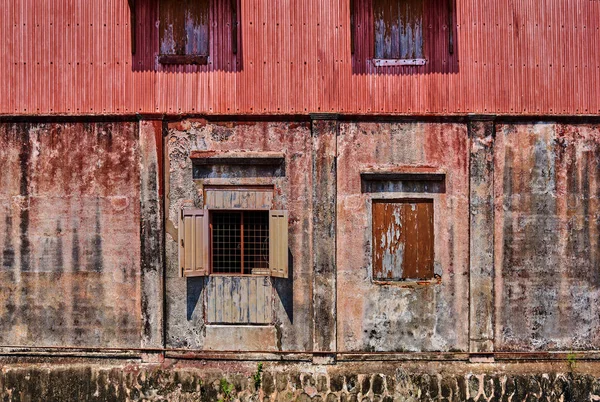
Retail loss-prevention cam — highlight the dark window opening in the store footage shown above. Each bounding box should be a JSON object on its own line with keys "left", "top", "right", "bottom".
{"left": 374, "top": 0, "right": 424, "bottom": 59}
{"left": 372, "top": 199, "right": 434, "bottom": 281}
{"left": 211, "top": 211, "right": 270, "bottom": 275}
{"left": 159, "top": 0, "right": 210, "bottom": 64}
{"left": 373, "top": 0, "right": 424, "bottom": 63}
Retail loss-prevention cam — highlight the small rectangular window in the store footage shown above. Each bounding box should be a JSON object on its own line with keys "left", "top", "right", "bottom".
{"left": 179, "top": 207, "right": 288, "bottom": 278}
{"left": 159, "top": 0, "right": 210, "bottom": 64}
{"left": 372, "top": 0, "right": 425, "bottom": 66}
{"left": 374, "top": 0, "right": 424, "bottom": 60}
{"left": 211, "top": 211, "right": 270, "bottom": 275}
{"left": 372, "top": 199, "right": 433, "bottom": 281}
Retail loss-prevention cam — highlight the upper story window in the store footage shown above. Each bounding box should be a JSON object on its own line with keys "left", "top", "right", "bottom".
{"left": 373, "top": 0, "right": 425, "bottom": 66}
{"left": 350, "top": 0, "right": 455, "bottom": 71}
{"left": 159, "top": 0, "right": 210, "bottom": 64}
{"left": 158, "top": 0, "right": 239, "bottom": 65}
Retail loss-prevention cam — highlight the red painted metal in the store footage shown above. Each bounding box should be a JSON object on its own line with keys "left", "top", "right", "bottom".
{"left": 1, "top": 0, "right": 599, "bottom": 116}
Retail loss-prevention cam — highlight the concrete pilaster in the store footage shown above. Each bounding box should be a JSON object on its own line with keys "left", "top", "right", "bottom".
{"left": 139, "top": 118, "right": 165, "bottom": 350}
{"left": 311, "top": 114, "right": 338, "bottom": 361}
{"left": 469, "top": 117, "right": 496, "bottom": 355}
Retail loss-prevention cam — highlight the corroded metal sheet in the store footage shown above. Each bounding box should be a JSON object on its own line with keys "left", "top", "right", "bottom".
{"left": 372, "top": 199, "right": 434, "bottom": 281}
{"left": 1, "top": 0, "right": 599, "bottom": 115}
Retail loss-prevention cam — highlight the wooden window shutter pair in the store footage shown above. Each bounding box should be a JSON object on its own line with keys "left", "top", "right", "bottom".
{"left": 179, "top": 208, "right": 289, "bottom": 278}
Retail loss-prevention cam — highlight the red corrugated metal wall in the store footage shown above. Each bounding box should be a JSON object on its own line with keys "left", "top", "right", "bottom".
{"left": 1, "top": 0, "right": 599, "bottom": 115}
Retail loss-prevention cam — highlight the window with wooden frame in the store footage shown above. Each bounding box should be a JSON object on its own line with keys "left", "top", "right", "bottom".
{"left": 179, "top": 186, "right": 288, "bottom": 278}
{"left": 157, "top": 0, "right": 239, "bottom": 65}
{"left": 373, "top": 0, "right": 425, "bottom": 65}
{"left": 350, "top": 0, "right": 454, "bottom": 68}
{"left": 372, "top": 199, "right": 434, "bottom": 281}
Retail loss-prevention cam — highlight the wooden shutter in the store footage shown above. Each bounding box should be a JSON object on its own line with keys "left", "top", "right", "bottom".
{"left": 159, "top": 0, "right": 210, "bottom": 64}
{"left": 179, "top": 208, "right": 209, "bottom": 277}
{"left": 372, "top": 200, "right": 434, "bottom": 280}
{"left": 269, "top": 210, "right": 289, "bottom": 278}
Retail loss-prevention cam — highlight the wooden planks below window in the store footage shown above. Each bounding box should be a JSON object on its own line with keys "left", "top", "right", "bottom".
{"left": 159, "top": 0, "right": 209, "bottom": 62}
{"left": 205, "top": 276, "right": 273, "bottom": 324}
{"left": 373, "top": 0, "right": 424, "bottom": 60}
{"left": 372, "top": 199, "right": 433, "bottom": 281}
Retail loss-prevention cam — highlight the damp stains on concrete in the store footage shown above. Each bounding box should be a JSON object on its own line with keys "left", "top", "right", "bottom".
{"left": 336, "top": 122, "right": 469, "bottom": 353}
{"left": 494, "top": 123, "right": 600, "bottom": 351}
{"left": 0, "top": 122, "right": 141, "bottom": 348}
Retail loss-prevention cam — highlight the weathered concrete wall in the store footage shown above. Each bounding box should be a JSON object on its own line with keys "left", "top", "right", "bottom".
{"left": 312, "top": 117, "right": 338, "bottom": 356}
{"left": 336, "top": 122, "right": 470, "bottom": 352}
{"left": 469, "top": 119, "right": 496, "bottom": 354}
{"left": 494, "top": 123, "right": 600, "bottom": 352}
{"left": 2, "top": 117, "right": 600, "bottom": 370}
{"left": 2, "top": 359, "right": 600, "bottom": 401}
{"left": 0, "top": 122, "right": 141, "bottom": 348}
{"left": 165, "top": 120, "right": 313, "bottom": 351}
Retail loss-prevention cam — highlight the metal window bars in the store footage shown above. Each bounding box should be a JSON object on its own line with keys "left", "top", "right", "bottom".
{"left": 210, "top": 211, "right": 270, "bottom": 275}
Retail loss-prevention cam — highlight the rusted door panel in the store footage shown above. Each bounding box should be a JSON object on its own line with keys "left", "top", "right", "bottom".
{"left": 374, "top": 0, "right": 424, "bottom": 59}
{"left": 159, "top": 0, "right": 210, "bottom": 56}
{"left": 373, "top": 200, "right": 433, "bottom": 280}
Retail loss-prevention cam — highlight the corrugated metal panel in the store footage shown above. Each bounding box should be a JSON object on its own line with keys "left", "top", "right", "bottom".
{"left": 1, "top": 0, "right": 600, "bottom": 116}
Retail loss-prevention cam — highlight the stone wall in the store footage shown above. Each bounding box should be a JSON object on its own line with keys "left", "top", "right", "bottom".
{"left": 2, "top": 360, "right": 600, "bottom": 401}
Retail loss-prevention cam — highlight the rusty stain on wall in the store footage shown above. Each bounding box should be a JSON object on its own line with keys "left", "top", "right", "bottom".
{"left": 337, "top": 122, "right": 469, "bottom": 352}
{"left": 495, "top": 123, "right": 600, "bottom": 352}
{"left": 0, "top": 122, "right": 141, "bottom": 348}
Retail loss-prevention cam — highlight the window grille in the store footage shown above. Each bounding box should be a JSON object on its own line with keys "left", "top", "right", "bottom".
{"left": 179, "top": 207, "right": 287, "bottom": 278}
{"left": 211, "top": 211, "right": 270, "bottom": 275}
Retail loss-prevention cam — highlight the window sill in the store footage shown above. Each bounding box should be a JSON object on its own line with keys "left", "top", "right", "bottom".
{"left": 208, "top": 273, "right": 270, "bottom": 277}
{"left": 159, "top": 54, "right": 209, "bottom": 65}
{"left": 373, "top": 58, "right": 426, "bottom": 67}
{"left": 373, "top": 275, "right": 441, "bottom": 287}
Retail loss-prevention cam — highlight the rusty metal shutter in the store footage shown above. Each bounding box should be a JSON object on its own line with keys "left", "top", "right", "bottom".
{"left": 372, "top": 200, "right": 434, "bottom": 280}
{"left": 179, "top": 208, "right": 209, "bottom": 277}
{"left": 159, "top": 0, "right": 210, "bottom": 64}
{"left": 373, "top": 0, "right": 424, "bottom": 60}
{"left": 269, "top": 210, "right": 289, "bottom": 279}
